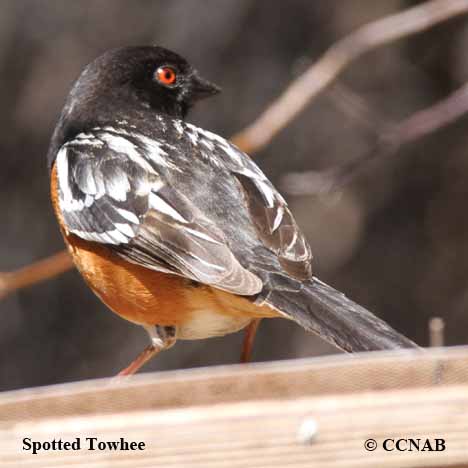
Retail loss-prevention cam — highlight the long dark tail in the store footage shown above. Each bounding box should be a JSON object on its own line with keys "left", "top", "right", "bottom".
{"left": 264, "top": 277, "right": 418, "bottom": 352}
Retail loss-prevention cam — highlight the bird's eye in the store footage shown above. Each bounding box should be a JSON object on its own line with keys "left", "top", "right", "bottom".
{"left": 155, "top": 66, "right": 177, "bottom": 86}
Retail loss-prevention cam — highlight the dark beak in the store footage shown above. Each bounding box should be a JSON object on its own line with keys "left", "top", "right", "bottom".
{"left": 189, "top": 72, "right": 221, "bottom": 101}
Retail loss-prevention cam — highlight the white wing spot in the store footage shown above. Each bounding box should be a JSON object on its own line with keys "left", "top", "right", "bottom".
{"left": 186, "top": 129, "right": 199, "bottom": 146}
{"left": 173, "top": 120, "right": 184, "bottom": 136}
{"left": 239, "top": 167, "right": 264, "bottom": 180}
{"left": 97, "top": 132, "right": 157, "bottom": 174}
{"left": 115, "top": 223, "right": 135, "bottom": 237}
{"left": 57, "top": 147, "right": 86, "bottom": 212}
{"left": 272, "top": 205, "right": 284, "bottom": 232}
{"left": 117, "top": 208, "right": 140, "bottom": 224}
{"left": 108, "top": 177, "right": 130, "bottom": 202}
{"left": 149, "top": 192, "right": 187, "bottom": 223}
{"left": 184, "top": 227, "right": 222, "bottom": 245}
{"left": 136, "top": 134, "right": 182, "bottom": 173}
{"left": 256, "top": 180, "right": 276, "bottom": 208}
{"left": 70, "top": 228, "right": 128, "bottom": 245}
{"left": 101, "top": 229, "right": 129, "bottom": 244}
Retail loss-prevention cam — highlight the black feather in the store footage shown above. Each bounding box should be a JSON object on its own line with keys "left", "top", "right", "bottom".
{"left": 263, "top": 277, "right": 418, "bottom": 351}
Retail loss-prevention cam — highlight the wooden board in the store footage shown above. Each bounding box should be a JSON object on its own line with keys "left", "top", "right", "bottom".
{"left": 1, "top": 347, "right": 468, "bottom": 467}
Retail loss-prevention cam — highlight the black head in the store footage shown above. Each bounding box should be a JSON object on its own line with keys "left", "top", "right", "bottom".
{"left": 72, "top": 46, "right": 220, "bottom": 118}
{"left": 47, "top": 46, "right": 220, "bottom": 168}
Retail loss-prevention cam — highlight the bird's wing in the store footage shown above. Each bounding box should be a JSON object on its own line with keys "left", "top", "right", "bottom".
{"left": 181, "top": 123, "right": 312, "bottom": 280}
{"left": 55, "top": 127, "right": 263, "bottom": 296}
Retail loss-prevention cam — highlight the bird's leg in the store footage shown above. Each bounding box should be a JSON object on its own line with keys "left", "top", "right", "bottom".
{"left": 117, "top": 325, "right": 176, "bottom": 377}
{"left": 240, "top": 319, "right": 261, "bottom": 363}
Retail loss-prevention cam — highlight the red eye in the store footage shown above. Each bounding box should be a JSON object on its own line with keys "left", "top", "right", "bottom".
{"left": 156, "top": 66, "right": 177, "bottom": 85}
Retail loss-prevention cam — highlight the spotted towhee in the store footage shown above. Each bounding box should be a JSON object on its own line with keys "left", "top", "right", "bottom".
{"left": 48, "top": 46, "right": 417, "bottom": 375}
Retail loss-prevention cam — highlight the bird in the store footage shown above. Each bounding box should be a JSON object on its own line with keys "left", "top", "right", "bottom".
{"left": 48, "top": 46, "right": 417, "bottom": 376}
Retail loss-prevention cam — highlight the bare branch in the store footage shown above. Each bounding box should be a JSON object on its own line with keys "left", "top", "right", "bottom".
{"left": 282, "top": 81, "right": 468, "bottom": 196}
{"left": 328, "top": 83, "right": 393, "bottom": 136}
{"left": 232, "top": 0, "right": 468, "bottom": 154}
{"left": 391, "top": 81, "right": 468, "bottom": 144}
{"left": 0, "top": 250, "right": 73, "bottom": 300}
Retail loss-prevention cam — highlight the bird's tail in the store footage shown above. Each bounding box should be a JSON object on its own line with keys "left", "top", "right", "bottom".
{"left": 263, "top": 277, "right": 418, "bottom": 352}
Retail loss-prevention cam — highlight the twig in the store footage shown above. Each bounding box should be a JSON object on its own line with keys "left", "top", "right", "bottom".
{"left": 282, "top": 80, "right": 468, "bottom": 196}
{"left": 3, "top": 0, "right": 468, "bottom": 300}
{"left": 0, "top": 250, "right": 73, "bottom": 299}
{"left": 328, "top": 83, "right": 393, "bottom": 136}
{"left": 390, "top": 81, "right": 468, "bottom": 144}
{"left": 232, "top": 0, "right": 468, "bottom": 154}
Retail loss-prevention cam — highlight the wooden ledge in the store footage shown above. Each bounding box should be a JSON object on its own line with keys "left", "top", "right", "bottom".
{"left": 1, "top": 347, "right": 468, "bottom": 467}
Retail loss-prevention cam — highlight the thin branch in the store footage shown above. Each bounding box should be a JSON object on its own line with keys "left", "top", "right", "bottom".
{"left": 391, "top": 81, "right": 468, "bottom": 144}
{"left": 328, "top": 83, "right": 393, "bottom": 136}
{"left": 232, "top": 0, "right": 468, "bottom": 154}
{"left": 0, "top": 250, "right": 73, "bottom": 300}
{"left": 3, "top": 0, "right": 468, "bottom": 300}
{"left": 282, "top": 80, "right": 468, "bottom": 196}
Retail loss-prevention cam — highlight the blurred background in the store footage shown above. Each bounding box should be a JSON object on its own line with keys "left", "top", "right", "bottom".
{"left": 1, "top": 0, "right": 468, "bottom": 391}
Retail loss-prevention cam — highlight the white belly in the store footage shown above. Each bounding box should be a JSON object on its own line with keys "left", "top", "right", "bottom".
{"left": 177, "top": 309, "right": 251, "bottom": 340}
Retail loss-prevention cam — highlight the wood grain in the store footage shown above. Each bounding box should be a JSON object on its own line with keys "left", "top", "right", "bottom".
{"left": 1, "top": 347, "right": 468, "bottom": 467}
